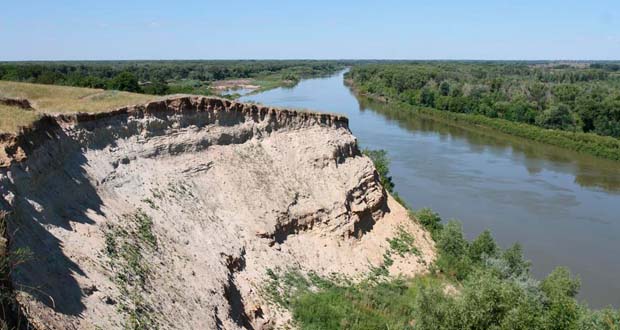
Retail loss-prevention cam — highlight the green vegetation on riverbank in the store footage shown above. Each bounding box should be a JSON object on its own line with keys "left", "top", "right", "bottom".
{"left": 346, "top": 62, "right": 620, "bottom": 160}
{"left": 360, "top": 97, "right": 620, "bottom": 161}
{"left": 265, "top": 150, "right": 620, "bottom": 330}
{"left": 0, "top": 60, "right": 346, "bottom": 96}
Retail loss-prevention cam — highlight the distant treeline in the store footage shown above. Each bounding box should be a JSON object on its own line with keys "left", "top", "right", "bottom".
{"left": 0, "top": 60, "right": 347, "bottom": 95}
{"left": 347, "top": 62, "right": 620, "bottom": 139}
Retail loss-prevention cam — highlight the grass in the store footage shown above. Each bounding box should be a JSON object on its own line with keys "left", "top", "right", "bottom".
{"left": 264, "top": 210, "right": 620, "bottom": 330}
{"left": 1, "top": 211, "right": 34, "bottom": 329}
{"left": 265, "top": 149, "right": 620, "bottom": 329}
{"left": 263, "top": 267, "right": 448, "bottom": 330}
{"left": 103, "top": 210, "right": 159, "bottom": 330}
{"left": 251, "top": 75, "right": 298, "bottom": 93}
{"left": 166, "top": 79, "right": 212, "bottom": 95}
{"left": 368, "top": 225, "right": 423, "bottom": 281}
{"left": 387, "top": 226, "right": 421, "bottom": 258}
{"left": 0, "top": 104, "right": 41, "bottom": 132}
{"left": 0, "top": 80, "right": 161, "bottom": 132}
{"left": 141, "top": 198, "right": 159, "bottom": 210}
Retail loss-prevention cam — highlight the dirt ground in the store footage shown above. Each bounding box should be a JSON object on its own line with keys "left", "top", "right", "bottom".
{"left": 0, "top": 96, "right": 434, "bottom": 329}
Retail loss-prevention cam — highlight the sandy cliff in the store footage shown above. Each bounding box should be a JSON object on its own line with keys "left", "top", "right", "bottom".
{"left": 0, "top": 96, "right": 434, "bottom": 329}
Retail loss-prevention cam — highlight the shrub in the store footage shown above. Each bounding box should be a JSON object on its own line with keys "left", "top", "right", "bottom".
{"left": 435, "top": 221, "right": 471, "bottom": 280}
{"left": 260, "top": 145, "right": 620, "bottom": 329}
{"left": 414, "top": 208, "right": 443, "bottom": 239}
{"left": 109, "top": 71, "right": 141, "bottom": 93}
{"left": 362, "top": 149, "right": 395, "bottom": 193}
{"left": 468, "top": 230, "right": 498, "bottom": 263}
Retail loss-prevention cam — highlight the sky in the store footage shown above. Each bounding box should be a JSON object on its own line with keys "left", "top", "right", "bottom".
{"left": 1, "top": 0, "right": 619, "bottom": 60}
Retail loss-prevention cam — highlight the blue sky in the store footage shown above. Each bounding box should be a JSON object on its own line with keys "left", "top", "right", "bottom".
{"left": 1, "top": 0, "right": 619, "bottom": 60}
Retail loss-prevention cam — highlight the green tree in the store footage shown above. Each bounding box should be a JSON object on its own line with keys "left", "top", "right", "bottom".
{"left": 541, "top": 267, "right": 582, "bottom": 330}
{"left": 109, "top": 71, "right": 141, "bottom": 92}
{"left": 436, "top": 221, "right": 471, "bottom": 280}
{"left": 439, "top": 81, "right": 451, "bottom": 96}
{"left": 536, "top": 104, "right": 575, "bottom": 130}
{"left": 506, "top": 99, "right": 537, "bottom": 124}
{"left": 143, "top": 79, "right": 170, "bottom": 95}
{"left": 420, "top": 88, "right": 436, "bottom": 107}
{"left": 502, "top": 243, "right": 530, "bottom": 278}
{"left": 469, "top": 230, "right": 498, "bottom": 263}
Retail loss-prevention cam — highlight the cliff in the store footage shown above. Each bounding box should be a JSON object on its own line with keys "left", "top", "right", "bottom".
{"left": 0, "top": 96, "right": 434, "bottom": 329}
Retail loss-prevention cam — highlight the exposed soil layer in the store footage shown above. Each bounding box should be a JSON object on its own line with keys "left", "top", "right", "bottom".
{"left": 0, "top": 96, "right": 434, "bottom": 329}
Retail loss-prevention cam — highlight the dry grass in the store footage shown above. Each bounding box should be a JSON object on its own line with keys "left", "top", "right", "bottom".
{"left": 0, "top": 104, "right": 41, "bottom": 133}
{"left": 0, "top": 81, "right": 161, "bottom": 132}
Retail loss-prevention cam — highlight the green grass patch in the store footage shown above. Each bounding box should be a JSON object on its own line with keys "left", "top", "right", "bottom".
{"left": 103, "top": 210, "right": 159, "bottom": 330}
{"left": 387, "top": 226, "right": 420, "bottom": 258}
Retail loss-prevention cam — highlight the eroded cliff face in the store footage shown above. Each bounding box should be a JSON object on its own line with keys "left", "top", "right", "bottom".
{"left": 0, "top": 96, "right": 434, "bottom": 330}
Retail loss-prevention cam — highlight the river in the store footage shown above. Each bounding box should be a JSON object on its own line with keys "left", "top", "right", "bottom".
{"left": 239, "top": 70, "right": 620, "bottom": 308}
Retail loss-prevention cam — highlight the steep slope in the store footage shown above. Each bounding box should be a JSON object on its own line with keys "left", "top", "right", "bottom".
{"left": 0, "top": 96, "right": 434, "bottom": 329}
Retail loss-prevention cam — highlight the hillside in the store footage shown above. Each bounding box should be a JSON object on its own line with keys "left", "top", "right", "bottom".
{"left": 0, "top": 93, "right": 434, "bottom": 329}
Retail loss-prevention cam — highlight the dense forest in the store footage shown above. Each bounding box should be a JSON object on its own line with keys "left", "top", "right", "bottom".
{"left": 347, "top": 62, "right": 620, "bottom": 139}
{"left": 0, "top": 60, "right": 347, "bottom": 95}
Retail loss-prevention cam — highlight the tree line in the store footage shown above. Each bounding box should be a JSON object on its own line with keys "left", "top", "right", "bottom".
{"left": 347, "top": 62, "right": 620, "bottom": 139}
{"left": 0, "top": 60, "right": 347, "bottom": 95}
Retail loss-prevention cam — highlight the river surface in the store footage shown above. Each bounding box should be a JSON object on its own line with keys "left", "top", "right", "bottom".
{"left": 240, "top": 70, "right": 620, "bottom": 308}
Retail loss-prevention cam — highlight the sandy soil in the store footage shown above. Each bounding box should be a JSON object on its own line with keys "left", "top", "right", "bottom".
{"left": 211, "top": 79, "right": 261, "bottom": 91}
{"left": 0, "top": 96, "right": 434, "bottom": 329}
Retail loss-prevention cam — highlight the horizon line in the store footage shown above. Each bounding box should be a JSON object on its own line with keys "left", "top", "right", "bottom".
{"left": 2, "top": 58, "right": 620, "bottom": 63}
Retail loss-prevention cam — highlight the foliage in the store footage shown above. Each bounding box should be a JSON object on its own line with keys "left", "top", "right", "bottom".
{"left": 1, "top": 211, "right": 34, "bottom": 329}
{"left": 413, "top": 208, "right": 443, "bottom": 239}
{"left": 386, "top": 226, "right": 420, "bottom": 257}
{"left": 141, "top": 79, "right": 170, "bottom": 95}
{"left": 362, "top": 148, "right": 395, "bottom": 193}
{"left": 356, "top": 97, "right": 620, "bottom": 161}
{"left": 536, "top": 103, "right": 575, "bottom": 130}
{"left": 266, "top": 214, "right": 620, "bottom": 329}
{"left": 108, "top": 71, "right": 141, "bottom": 93}
{"left": 103, "top": 210, "right": 159, "bottom": 329}
{"left": 347, "top": 61, "right": 620, "bottom": 145}
{"left": 262, "top": 156, "right": 620, "bottom": 329}
{"left": 0, "top": 60, "right": 347, "bottom": 96}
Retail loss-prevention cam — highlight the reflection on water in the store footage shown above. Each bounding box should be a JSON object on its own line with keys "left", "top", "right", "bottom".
{"left": 356, "top": 96, "right": 620, "bottom": 193}
{"left": 241, "top": 70, "right": 620, "bottom": 308}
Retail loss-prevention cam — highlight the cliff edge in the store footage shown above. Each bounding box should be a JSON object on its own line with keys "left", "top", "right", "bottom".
{"left": 0, "top": 96, "right": 434, "bottom": 329}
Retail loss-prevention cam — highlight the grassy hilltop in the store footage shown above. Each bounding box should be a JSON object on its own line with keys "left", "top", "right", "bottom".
{"left": 0, "top": 81, "right": 160, "bottom": 132}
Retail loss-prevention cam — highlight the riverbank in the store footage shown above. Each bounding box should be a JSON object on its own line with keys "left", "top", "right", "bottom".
{"left": 345, "top": 79, "right": 620, "bottom": 161}
{"left": 265, "top": 151, "right": 620, "bottom": 329}
{"left": 212, "top": 75, "right": 299, "bottom": 98}
{"left": 242, "top": 70, "right": 620, "bottom": 308}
